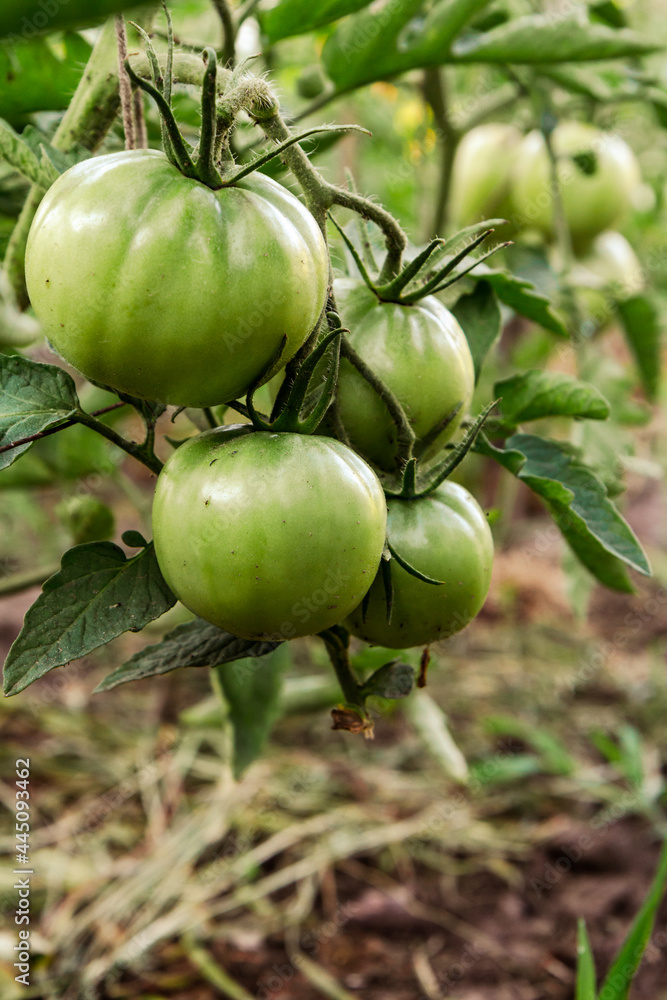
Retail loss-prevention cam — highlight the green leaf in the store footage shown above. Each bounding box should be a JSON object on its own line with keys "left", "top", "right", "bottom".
{"left": 0, "top": 1, "right": 130, "bottom": 38}
{"left": 589, "top": 0, "right": 627, "bottom": 29}
{"left": 3, "top": 542, "right": 176, "bottom": 696}
{"left": 472, "top": 266, "right": 568, "bottom": 337}
{"left": 451, "top": 280, "right": 501, "bottom": 384}
{"left": 575, "top": 919, "right": 597, "bottom": 1000}
{"left": 0, "top": 355, "right": 79, "bottom": 470}
{"left": 95, "top": 618, "right": 281, "bottom": 692}
{"left": 321, "top": 0, "right": 495, "bottom": 93}
{"left": 0, "top": 34, "right": 92, "bottom": 124}
{"left": 213, "top": 646, "right": 290, "bottom": 779}
{"left": 451, "top": 13, "right": 659, "bottom": 64}
{"left": 478, "top": 433, "right": 651, "bottom": 591}
{"left": 361, "top": 659, "right": 415, "bottom": 700}
{"left": 599, "top": 839, "right": 667, "bottom": 1000}
{"left": 495, "top": 370, "right": 610, "bottom": 424}
{"left": 617, "top": 294, "right": 661, "bottom": 401}
{"left": 0, "top": 118, "right": 59, "bottom": 187}
{"left": 259, "top": 0, "right": 370, "bottom": 43}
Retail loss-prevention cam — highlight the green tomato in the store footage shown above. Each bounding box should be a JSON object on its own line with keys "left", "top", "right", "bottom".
{"left": 25, "top": 149, "right": 328, "bottom": 407}
{"left": 450, "top": 123, "right": 522, "bottom": 229}
{"left": 152, "top": 425, "right": 387, "bottom": 640}
{"left": 333, "top": 278, "right": 475, "bottom": 471}
{"left": 510, "top": 122, "right": 641, "bottom": 247}
{"left": 56, "top": 495, "right": 115, "bottom": 545}
{"left": 346, "top": 482, "right": 493, "bottom": 649}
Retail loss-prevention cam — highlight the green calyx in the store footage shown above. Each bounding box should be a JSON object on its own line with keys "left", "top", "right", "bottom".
{"left": 331, "top": 215, "right": 511, "bottom": 305}
{"left": 127, "top": 9, "right": 368, "bottom": 190}
{"left": 383, "top": 401, "right": 498, "bottom": 500}
{"left": 243, "top": 322, "right": 343, "bottom": 435}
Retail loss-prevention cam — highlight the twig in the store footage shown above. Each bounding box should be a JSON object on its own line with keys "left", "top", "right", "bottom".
{"left": 211, "top": 0, "right": 236, "bottom": 67}
{"left": 115, "top": 15, "right": 136, "bottom": 150}
{"left": 423, "top": 67, "right": 459, "bottom": 234}
{"left": 0, "top": 402, "right": 126, "bottom": 456}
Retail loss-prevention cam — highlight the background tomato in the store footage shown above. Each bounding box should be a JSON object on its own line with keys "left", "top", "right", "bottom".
{"left": 450, "top": 123, "right": 522, "bottom": 229}
{"left": 152, "top": 425, "right": 387, "bottom": 641}
{"left": 26, "top": 149, "right": 329, "bottom": 407}
{"left": 333, "top": 278, "right": 475, "bottom": 471}
{"left": 509, "top": 122, "right": 641, "bottom": 247}
{"left": 346, "top": 482, "right": 493, "bottom": 649}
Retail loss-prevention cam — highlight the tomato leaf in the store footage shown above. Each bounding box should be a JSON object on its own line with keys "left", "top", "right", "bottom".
{"left": 598, "top": 839, "right": 667, "bottom": 1000}
{"left": 617, "top": 294, "right": 661, "bottom": 402}
{"left": 451, "top": 280, "right": 501, "bottom": 384}
{"left": 477, "top": 433, "right": 651, "bottom": 592}
{"left": 3, "top": 542, "right": 176, "bottom": 696}
{"left": 213, "top": 646, "right": 290, "bottom": 779}
{"left": 360, "top": 659, "right": 415, "bottom": 700}
{"left": 470, "top": 266, "right": 568, "bottom": 337}
{"left": 495, "top": 371, "right": 611, "bottom": 424}
{"left": 451, "top": 13, "right": 659, "bottom": 64}
{"left": 0, "top": 355, "right": 80, "bottom": 470}
{"left": 258, "top": 0, "right": 370, "bottom": 44}
{"left": 321, "top": 0, "right": 495, "bottom": 93}
{"left": 0, "top": 1, "right": 130, "bottom": 38}
{"left": 0, "top": 34, "right": 92, "bottom": 124}
{"left": 95, "top": 619, "right": 282, "bottom": 692}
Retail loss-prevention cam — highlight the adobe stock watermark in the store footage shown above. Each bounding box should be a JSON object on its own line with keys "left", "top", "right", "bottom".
{"left": 5, "top": 0, "right": 74, "bottom": 44}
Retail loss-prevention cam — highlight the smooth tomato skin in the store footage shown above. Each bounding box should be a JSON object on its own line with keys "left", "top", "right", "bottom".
{"left": 346, "top": 482, "right": 493, "bottom": 649}
{"left": 25, "top": 149, "right": 328, "bottom": 407}
{"left": 334, "top": 278, "right": 475, "bottom": 471}
{"left": 450, "top": 123, "right": 522, "bottom": 229}
{"left": 152, "top": 425, "right": 387, "bottom": 640}
{"left": 510, "top": 123, "right": 641, "bottom": 247}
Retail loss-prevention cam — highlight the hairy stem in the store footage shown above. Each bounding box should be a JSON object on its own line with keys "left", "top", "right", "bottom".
{"left": 76, "top": 411, "right": 164, "bottom": 475}
{"left": 115, "top": 15, "right": 136, "bottom": 150}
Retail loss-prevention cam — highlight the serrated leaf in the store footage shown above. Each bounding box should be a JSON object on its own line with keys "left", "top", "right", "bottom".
{"left": 321, "top": 0, "right": 495, "bottom": 93}
{"left": 471, "top": 265, "right": 568, "bottom": 336}
{"left": 576, "top": 920, "right": 597, "bottom": 999}
{"left": 598, "top": 839, "right": 667, "bottom": 1000}
{"left": 3, "top": 542, "right": 176, "bottom": 696}
{"left": 259, "top": 0, "right": 370, "bottom": 43}
{"left": 361, "top": 659, "right": 415, "bottom": 700}
{"left": 495, "top": 370, "right": 610, "bottom": 424}
{"left": 478, "top": 433, "right": 650, "bottom": 591}
{"left": 96, "top": 618, "right": 281, "bottom": 692}
{"left": 214, "top": 645, "right": 290, "bottom": 779}
{"left": 452, "top": 280, "right": 501, "bottom": 384}
{"left": 617, "top": 294, "right": 661, "bottom": 401}
{"left": 0, "top": 118, "right": 59, "bottom": 187}
{"left": 0, "top": 355, "right": 79, "bottom": 470}
{"left": 451, "top": 13, "right": 658, "bottom": 64}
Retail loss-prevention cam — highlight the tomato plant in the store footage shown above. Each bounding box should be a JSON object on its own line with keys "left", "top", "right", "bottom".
{"left": 25, "top": 149, "right": 329, "bottom": 407}
{"left": 333, "top": 277, "right": 475, "bottom": 471}
{"left": 346, "top": 482, "right": 494, "bottom": 649}
{"left": 152, "top": 424, "right": 387, "bottom": 640}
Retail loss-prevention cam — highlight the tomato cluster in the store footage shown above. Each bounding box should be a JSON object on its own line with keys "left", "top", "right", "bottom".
{"left": 25, "top": 144, "right": 494, "bottom": 654}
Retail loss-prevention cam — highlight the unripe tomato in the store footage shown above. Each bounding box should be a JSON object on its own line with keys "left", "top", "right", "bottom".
{"left": 152, "top": 425, "right": 387, "bottom": 640}
{"left": 450, "top": 123, "right": 522, "bottom": 228}
{"left": 25, "top": 149, "right": 328, "bottom": 407}
{"left": 509, "top": 122, "right": 641, "bottom": 247}
{"left": 571, "top": 230, "right": 645, "bottom": 331}
{"left": 346, "top": 482, "right": 493, "bottom": 649}
{"left": 333, "top": 278, "right": 475, "bottom": 471}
